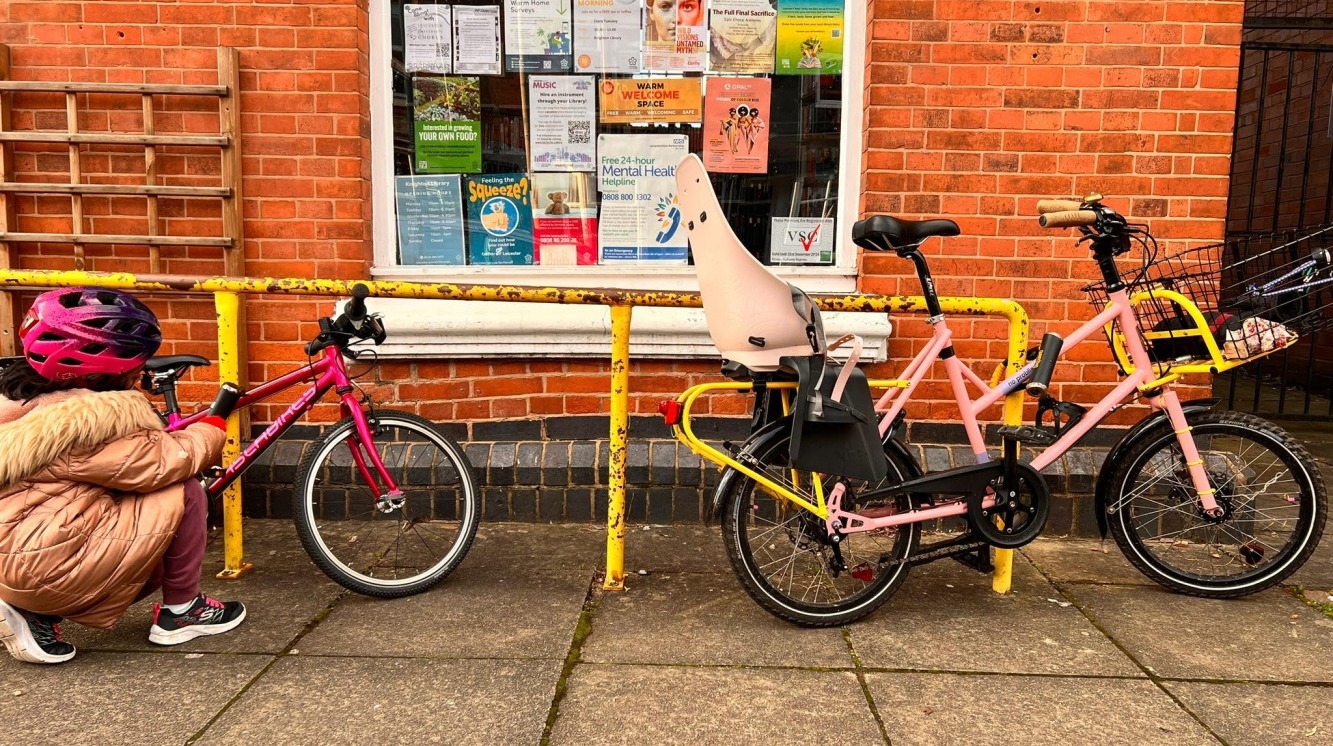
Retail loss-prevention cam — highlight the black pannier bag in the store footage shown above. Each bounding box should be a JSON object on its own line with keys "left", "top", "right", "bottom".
{"left": 781, "top": 355, "right": 888, "bottom": 484}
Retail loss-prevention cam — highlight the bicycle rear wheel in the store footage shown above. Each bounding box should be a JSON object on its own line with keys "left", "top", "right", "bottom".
{"left": 1106, "top": 411, "right": 1325, "bottom": 597}
{"left": 293, "top": 411, "right": 479, "bottom": 598}
{"left": 720, "top": 426, "right": 919, "bottom": 627}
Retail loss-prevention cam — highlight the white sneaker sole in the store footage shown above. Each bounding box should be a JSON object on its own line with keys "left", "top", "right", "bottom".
{"left": 0, "top": 599, "right": 75, "bottom": 664}
{"left": 148, "top": 606, "right": 247, "bottom": 646}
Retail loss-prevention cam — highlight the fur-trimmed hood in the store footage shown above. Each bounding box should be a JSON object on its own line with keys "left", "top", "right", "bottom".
{"left": 0, "top": 389, "right": 164, "bottom": 492}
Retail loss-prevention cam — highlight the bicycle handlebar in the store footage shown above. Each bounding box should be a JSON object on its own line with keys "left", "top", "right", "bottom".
{"left": 346, "top": 283, "right": 370, "bottom": 324}
{"left": 1036, "top": 199, "right": 1083, "bottom": 214}
{"left": 1039, "top": 210, "right": 1098, "bottom": 228}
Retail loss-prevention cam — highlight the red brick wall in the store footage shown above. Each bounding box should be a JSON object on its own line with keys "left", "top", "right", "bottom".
{"left": 2, "top": 0, "right": 1242, "bottom": 428}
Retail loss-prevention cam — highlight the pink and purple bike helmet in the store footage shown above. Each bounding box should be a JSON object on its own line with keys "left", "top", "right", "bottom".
{"left": 19, "top": 286, "right": 162, "bottom": 381}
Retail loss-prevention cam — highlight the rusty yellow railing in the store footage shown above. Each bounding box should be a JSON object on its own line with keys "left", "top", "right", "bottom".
{"left": 0, "top": 269, "right": 1029, "bottom": 592}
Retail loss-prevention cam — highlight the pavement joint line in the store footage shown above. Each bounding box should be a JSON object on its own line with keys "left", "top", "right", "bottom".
{"left": 843, "top": 627, "right": 894, "bottom": 746}
{"left": 1017, "top": 550, "right": 1234, "bottom": 746}
{"left": 184, "top": 587, "right": 352, "bottom": 745}
{"left": 574, "top": 659, "right": 859, "bottom": 673}
{"left": 539, "top": 570, "right": 602, "bottom": 746}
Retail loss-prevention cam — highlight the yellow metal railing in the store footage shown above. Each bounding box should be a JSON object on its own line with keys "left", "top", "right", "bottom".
{"left": 0, "top": 269, "right": 1029, "bottom": 592}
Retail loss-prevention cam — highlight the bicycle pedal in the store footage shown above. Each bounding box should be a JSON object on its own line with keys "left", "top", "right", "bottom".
{"left": 997, "top": 425, "right": 1058, "bottom": 446}
{"left": 951, "top": 546, "right": 994, "bottom": 573}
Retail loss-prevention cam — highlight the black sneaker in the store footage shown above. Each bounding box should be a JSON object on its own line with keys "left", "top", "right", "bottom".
{"left": 148, "top": 595, "right": 246, "bottom": 646}
{"left": 0, "top": 598, "right": 76, "bottom": 664}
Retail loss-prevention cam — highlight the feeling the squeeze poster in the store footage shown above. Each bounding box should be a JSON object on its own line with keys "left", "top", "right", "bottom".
{"left": 466, "top": 174, "right": 535, "bottom": 265}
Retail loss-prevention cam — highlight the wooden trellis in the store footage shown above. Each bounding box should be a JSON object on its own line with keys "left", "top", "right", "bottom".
{"left": 0, "top": 45, "right": 243, "bottom": 355}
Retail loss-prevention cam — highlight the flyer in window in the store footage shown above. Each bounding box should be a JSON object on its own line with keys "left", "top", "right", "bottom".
{"left": 453, "top": 5, "right": 502, "bottom": 75}
{"left": 775, "top": 0, "right": 842, "bottom": 75}
{"left": 770, "top": 217, "right": 834, "bottom": 264}
{"left": 396, "top": 175, "right": 466, "bottom": 265}
{"left": 644, "top": 0, "right": 708, "bottom": 70}
{"left": 466, "top": 174, "right": 536, "bottom": 265}
{"left": 529, "top": 76, "right": 597, "bottom": 172}
{"left": 533, "top": 173, "right": 599, "bottom": 265}
{"left": 702, "top": 77, "right": 770, "bottom": 173}
{"left": 403, "top": 4, "right": 452, "bottom": 74}
{"left": 503, "top": 0, "right": 574, "bottom": 73}
{"left": 709, "top": 0, "right": 777, "bottom": 73}
{"left": 413, "top": 76, "right": 482, "bottom": 173}
{"left": 597, "top": 134, "right": 690, "bottom": 263}
{"left": 573, "top": 0, "right": 643, "bottom": 73}
{"left": 598, "top": 78, "right": 702, "bottom": 124}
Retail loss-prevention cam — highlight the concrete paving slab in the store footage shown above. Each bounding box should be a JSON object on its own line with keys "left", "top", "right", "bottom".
{"left": 1288, "top": 531, "right": 1333, "bottom": 589}
{"left": 1020, "top": 537, "right": 1157, "bottom": 586}
{"left": 549, "top": 663, "right": 885, "bottom": 745}
{"left": 849, "top": 559, "right": 1142, "bottom": 676}
{"left": 1, "top": 652, "right": 271, "bottom": 745}
{"left": 66, "top": 520, "right": 344, "bottom": 655}
{"left": 196, "top": 656, "right": 560, "bottom": 745}
{"left": 1165, "top": 681, "right": 1333, "bottom": 745}
{"left": 465, "top": 522, "right": 605, "bottom": 570}
{"left": 864, "top": 672, "right": 1219, "bottom": 746}
{"left": 583, "top": 571, "right": 853, "bottom": 667}
{"left": 621, "top": 525, "right": 730, "bottom": 573}
{"left": 296, "top": 561, "right": 591, "bottom": 659}
{"left": 1072, "top": 584, "right": 1333, "bottom": 682}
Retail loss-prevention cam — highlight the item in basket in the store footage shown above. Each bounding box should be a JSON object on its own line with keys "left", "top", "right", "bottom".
{"left": 1222, "top": 316, "right": 1297, "bottom": 360}
{"left": 1148, "top": 312, "right": 1240, "bottom": 362}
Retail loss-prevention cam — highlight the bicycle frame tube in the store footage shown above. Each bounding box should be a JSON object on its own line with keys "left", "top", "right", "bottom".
{"left": 171, "top": 347, "right": 403, "bottom": 501}
{"left": 830, "top": 285, "right": 1221, "bottom": 535}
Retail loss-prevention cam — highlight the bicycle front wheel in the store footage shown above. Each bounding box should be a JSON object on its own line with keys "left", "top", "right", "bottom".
{"left": 293, "top": 411, "right": 480, "bottom": 598}
{"left": 1106, "top": 411, "right": 1326, "bottom": 597}
{"left": 720, "top": 427, "right": 919, "bottom": 627}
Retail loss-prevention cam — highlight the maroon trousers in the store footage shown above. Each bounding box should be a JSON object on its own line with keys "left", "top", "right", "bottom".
{"left": 136, "top": 479, "right": 207, "bottom": 606}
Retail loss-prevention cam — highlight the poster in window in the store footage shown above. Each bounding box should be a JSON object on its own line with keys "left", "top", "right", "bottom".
{"left": 770, "top": 217, "right": 834, "bottom": 264}
{"left": 597, "top": 134, "right": 690, "bottom": 263}
{"left": 453, "top": 6, "right": 502, "bottom": 75}
{"left": 533, "top": 173, "right": 599, "bottom": 265}
{"left": 503, "top": 0, "right": 574, "bottom": 72}
{"left": 674, "top": 0, "right": 709, "bottom": 71}
{"left": 404, "top": 4, "right": 452, "bottom": 74}
{"left": 598, "top": 78, "right": 702, "bottom": 124}
{"left": 775, "top": 0, "right": 842, "bottom": 75}
{"left": 702, "top": 77, "right": 770, "bottom": 173}
{"left": 529, "top": 76, "right": 597, "bottom": 172}
{"left": 413, "top": 76, "right": 482, "bottom": 173}
{"left": 644, "top": 0, "right": 708, "bottom": 70}
{"left": 708, "top": 0, "right": 776, "bottom": 73}
{"left": 396, "top": 175, "right": 467, "bottom": 265}
{"left": 573, "top": 0, "right": 643, "bottom": 73}
{"left": 466, "top": 174, "right": 535, "bottom": 265}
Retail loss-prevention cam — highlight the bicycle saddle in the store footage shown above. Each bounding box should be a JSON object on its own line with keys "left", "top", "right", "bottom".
{"left": 676, "top": 154, "right": 824, "bottom": 371}
{"left": 143, "top": 354, "right": 211, "bottom": 373}
{"left": 852, "top": 215, "right": 960, "bottom": 252}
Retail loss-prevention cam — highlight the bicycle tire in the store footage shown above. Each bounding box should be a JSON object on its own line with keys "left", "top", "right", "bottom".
{"left": 720, "top": 427, "right": 920, "bottom": 627}
{"left": 293, "top": 411, "right": 480, "bottom": 598}
{"left": 1105, "top": 410, "right": 1325, "bottom": 598}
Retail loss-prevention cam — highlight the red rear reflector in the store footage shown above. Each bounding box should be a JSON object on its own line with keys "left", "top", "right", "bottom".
{"left": 850, "top": 563, "right": 874, "bottom": 582}
{"left": 658, "top": 400, "right": 683, "bottom": 426}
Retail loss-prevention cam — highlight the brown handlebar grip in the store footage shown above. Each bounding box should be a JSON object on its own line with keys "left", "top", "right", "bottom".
{"left": 1036, "top": 199, "right": 1083, "bottom": 214}
{"left": 1039, "top": 210, "right": 1098, "bottom": 228}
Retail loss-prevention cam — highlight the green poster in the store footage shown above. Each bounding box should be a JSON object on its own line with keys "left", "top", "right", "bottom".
{"left": 775, "top": 0, "right": 843, "bottom": 75}
{"left": 412, "top": 75, "right": 482, "bottom": 173}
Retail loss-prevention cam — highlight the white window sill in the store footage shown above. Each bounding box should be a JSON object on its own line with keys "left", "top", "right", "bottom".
{"left": 365, "top": 265, "right": 886, "bottom": 359}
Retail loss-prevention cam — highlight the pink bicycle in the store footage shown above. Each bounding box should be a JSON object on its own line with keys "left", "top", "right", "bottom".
{"left": 144, "top": 285, "right": 479, "bottom": 597}
{"left": 670, "top": 154, "right": 1328, "bottom": 626}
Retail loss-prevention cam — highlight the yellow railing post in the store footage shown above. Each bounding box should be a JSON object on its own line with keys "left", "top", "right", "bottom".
{"left": 213, "top": 290, "right": 252, "bottom": 579}
{"left": 603, "top": 305, "right": 632, "bottom": 591}
{"left": 992, "top": 304, "right": 1029, "bottom": 594}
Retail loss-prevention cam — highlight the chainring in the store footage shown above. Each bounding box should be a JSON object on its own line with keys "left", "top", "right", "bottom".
{"left": 967, "top": 463, "right": 1050, "bottom": 549}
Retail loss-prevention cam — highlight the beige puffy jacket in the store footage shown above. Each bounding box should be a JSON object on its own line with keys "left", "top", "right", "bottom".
{"left": 0, "top": 389, "right": 225, "bottom": 629}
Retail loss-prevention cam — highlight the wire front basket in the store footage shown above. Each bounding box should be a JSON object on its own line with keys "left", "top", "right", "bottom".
{"left": 1083, "top": 224, "right": 1333, "bottom": 372}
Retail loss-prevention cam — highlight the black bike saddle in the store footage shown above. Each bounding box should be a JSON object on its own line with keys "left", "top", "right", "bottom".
{"left": 852, "top": 215, "right": 960, "bottom": 252}
{"left": 143, "top": 354, "right": 211, "bottom": 373}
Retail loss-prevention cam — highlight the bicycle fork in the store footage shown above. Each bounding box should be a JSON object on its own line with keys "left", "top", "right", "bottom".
{"left": 1152, "top": 388, "right": 1223, "bottom": 517}
{"left": 340, "top": 393, "right": 406, "bottom": 513}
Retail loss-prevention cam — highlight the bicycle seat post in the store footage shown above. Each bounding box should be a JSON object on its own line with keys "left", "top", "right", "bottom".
{"left": 899, "top": 245, "right": 945, "bottom": 320}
